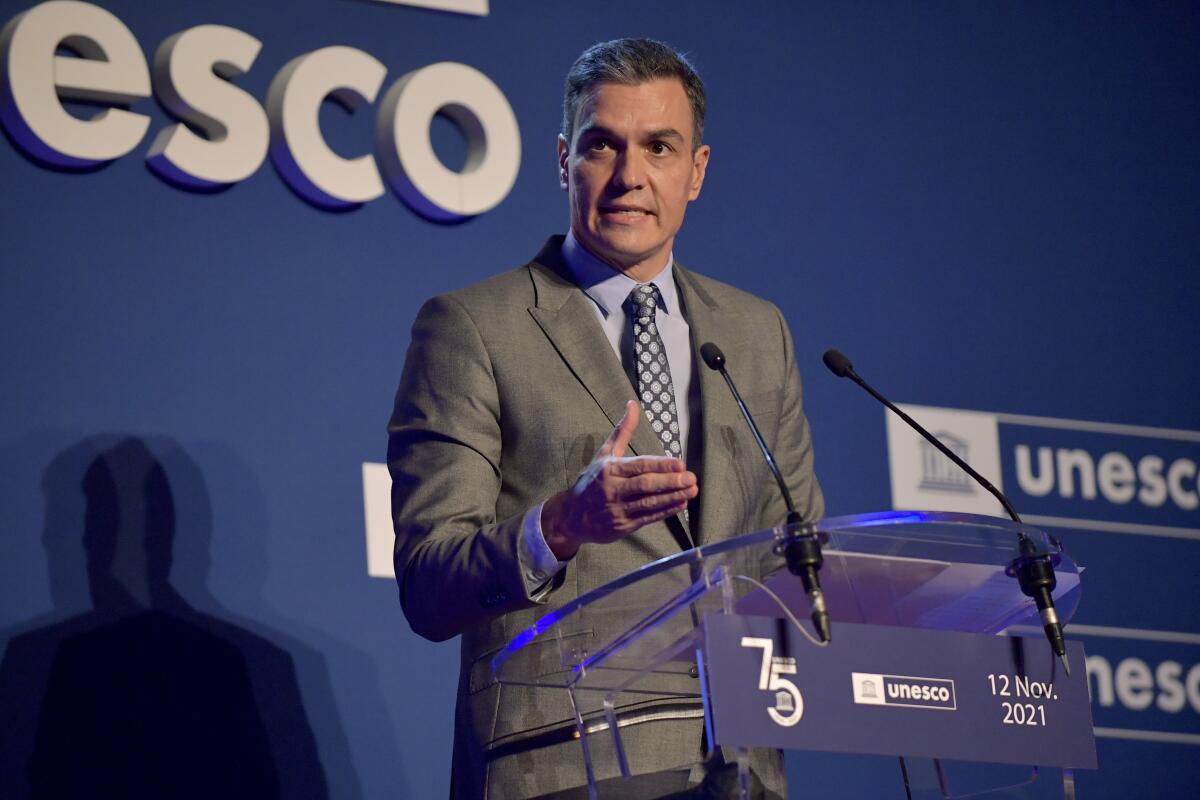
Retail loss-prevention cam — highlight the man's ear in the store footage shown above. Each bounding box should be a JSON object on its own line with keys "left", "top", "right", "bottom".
{"left": 557, "top": 134, "right": 570, "bottom": 190}
{"left": 688, "top": 144, "right": 711, "bottom": 200}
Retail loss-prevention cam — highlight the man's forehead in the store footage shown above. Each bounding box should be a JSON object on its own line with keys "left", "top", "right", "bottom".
{"left": 573, "top": 78, "right": 693, "bottom": 135}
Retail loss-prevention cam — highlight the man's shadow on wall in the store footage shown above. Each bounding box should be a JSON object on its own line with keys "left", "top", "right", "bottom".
{"left": 0, "top": 437, "right": 332, "bottom": 799}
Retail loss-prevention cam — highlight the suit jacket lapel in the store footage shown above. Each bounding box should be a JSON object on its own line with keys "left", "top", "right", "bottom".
{"left": 525, "top": 238, "right": 666, "bottom": 461}
{"left": 524, "top": 239, "right": 695, "bottom": 555}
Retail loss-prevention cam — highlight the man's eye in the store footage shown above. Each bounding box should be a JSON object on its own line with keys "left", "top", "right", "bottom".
{"left": 589, "top": 139, "right": 611, "bottom": 151}
{"left": 649, "top": 141, "right": 671, "bottom": 155}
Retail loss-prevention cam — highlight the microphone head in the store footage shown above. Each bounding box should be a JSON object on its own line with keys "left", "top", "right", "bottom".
{"left": 700, "top": 342, "right": 725, "bottom": 370}
{"left": 822, "top": 349, "right": 854, "bottom": 378}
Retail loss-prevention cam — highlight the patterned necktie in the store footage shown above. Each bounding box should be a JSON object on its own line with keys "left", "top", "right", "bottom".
{"left": 626, "top": 284, "right": 682, "bottom": 459}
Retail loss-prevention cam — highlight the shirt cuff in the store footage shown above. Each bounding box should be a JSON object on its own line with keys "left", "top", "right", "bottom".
{"left": 518, "top": 500, "right": 569, "bottom": 601}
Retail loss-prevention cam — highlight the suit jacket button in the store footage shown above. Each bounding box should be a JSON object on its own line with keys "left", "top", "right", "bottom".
{"left": 688, "top": 663, "right": 700, "bottom": 679}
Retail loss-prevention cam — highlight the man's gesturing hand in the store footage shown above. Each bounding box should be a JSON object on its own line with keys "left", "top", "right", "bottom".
{"left": 542, "top": 400, "right": 698, "bottom": 561}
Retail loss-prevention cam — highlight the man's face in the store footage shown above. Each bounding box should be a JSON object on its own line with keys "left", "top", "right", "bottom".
{"left": 558, "top": 79, "right": 710, "bottom": 280}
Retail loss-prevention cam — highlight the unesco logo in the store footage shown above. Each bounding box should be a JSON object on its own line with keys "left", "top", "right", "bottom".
{"left": 918, "top": 433, "right": 974, "bottom": 494}
{"left": 885, "top": 404, "right": 1006, "bottom": 516}
{"left": 852, "top": 672, "right": 957, "bottom": 711}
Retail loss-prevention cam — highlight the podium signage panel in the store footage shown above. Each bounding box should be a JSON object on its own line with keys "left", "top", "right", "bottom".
{"left": 704, "top": 614, "right": 1097, "bottom": 769}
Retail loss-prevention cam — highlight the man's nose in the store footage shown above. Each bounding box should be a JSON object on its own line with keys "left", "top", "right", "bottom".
{"left": 612, "top": 149, "right": 646, "bottom": 191}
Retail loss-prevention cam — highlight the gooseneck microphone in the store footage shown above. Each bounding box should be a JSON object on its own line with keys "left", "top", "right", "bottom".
{"left": 701, "top": 342, "right": 831, "bottom": 643}
{"left": 822, "top": 348, "right": 1070, "bottom": 675}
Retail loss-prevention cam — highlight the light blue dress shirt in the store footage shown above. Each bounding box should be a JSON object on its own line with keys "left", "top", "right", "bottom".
{"left": 517, "top": 231, "right": 697, "bottom": 596}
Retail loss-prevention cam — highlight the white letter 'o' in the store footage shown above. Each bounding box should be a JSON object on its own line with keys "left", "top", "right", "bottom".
{"left": 376, "top": 62, "right": 520, "bottom": 222}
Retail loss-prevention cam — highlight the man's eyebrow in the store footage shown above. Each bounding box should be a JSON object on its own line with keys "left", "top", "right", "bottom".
{"left": 645, "top": 128, "right": 685, "bottom": 143}
{"left": 575, "top": 123, "right": 614, "bottom": 140}
{"left": 574, "top": 125, "right": 686, "bottom": 143}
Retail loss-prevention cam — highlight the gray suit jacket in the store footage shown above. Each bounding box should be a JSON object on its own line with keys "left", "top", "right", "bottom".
{"left": 389, "top": 237, "right": 823, "bottom": 799}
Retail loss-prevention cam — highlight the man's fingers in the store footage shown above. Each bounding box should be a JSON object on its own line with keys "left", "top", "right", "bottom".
{"left": 597, "top": 400, "right": 639, "bottom": 459}
{"left": 610, "top": 400, "right": 639, "bottom": 458}
{"left": 617, "top": 470, "right": 698, "bottom": 500}
{"left": 626, "top": 487, "right": 696, "bottom": 513}
{"left": 608, "top": 454, "right": 687, "bottom": 478}
{"left": 629, "top": 499, "right": 689, "bottom": 525}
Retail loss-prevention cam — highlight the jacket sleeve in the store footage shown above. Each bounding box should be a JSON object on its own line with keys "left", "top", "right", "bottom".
{"left": 388, "top": 293, "right": 554, "bottom": 642}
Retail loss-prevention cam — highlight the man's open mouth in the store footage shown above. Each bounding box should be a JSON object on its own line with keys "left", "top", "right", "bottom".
{"left": 601, "top": 206, "right": 652, "bottom": 217}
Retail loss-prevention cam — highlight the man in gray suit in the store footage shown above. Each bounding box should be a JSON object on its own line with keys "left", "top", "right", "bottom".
{"left": 389, "top": 39, "right": 823, "bottom": 799}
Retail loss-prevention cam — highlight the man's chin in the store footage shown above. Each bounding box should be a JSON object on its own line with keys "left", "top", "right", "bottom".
{"left": 600, "top": 250, "right": 659, "bottom": 275}
{"left": 581, "top": 236, "right": 666, "bottom": 273}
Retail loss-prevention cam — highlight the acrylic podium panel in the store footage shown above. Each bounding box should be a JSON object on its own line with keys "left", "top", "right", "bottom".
{"left": 491, "top": 512, "right": 1083, "bottom": 799}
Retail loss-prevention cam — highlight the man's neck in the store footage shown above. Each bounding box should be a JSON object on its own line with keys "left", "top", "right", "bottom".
{"left": 618, "top": 256, "right": 671, "bottom": 283}
{"left": 566, "top": 230, "right": 672, "bottom": 283}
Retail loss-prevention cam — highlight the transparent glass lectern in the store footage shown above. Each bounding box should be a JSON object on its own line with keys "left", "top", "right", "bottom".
{"left": 492, "top": 511, "right": 1082, "bottom": 800}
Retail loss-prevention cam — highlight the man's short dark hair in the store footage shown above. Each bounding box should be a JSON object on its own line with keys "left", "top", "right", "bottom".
{"left": 562, "top": 38, "right": 706, "bottom": 150}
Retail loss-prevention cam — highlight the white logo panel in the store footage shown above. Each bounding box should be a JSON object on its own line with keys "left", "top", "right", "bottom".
{"left": 362, "top": 461, "right": 396, "bottom": 578}
{"left": 886, "top": 404, "right": 1005, "bottom": 515}
{"left": 367, "top": 0, "right": 488, "bottom": 16}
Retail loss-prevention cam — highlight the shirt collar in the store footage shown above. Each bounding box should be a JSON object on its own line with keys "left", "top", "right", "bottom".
{"left": 562, "top": 230, "right": 679, "bottom": 318}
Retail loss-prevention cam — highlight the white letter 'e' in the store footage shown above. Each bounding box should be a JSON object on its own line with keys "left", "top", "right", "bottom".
{"left": 0, "top": 0, "right": 150, "bottom": 167}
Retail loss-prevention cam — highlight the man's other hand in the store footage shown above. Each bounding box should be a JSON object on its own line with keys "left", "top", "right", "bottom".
{"left": 542, "top": 400, "right": 698, "bottom": 560}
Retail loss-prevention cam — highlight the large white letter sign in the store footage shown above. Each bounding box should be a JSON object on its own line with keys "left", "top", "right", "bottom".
{"left": 0, "top": 0, "right": 150, "bottom": 167}
{"left": 266, "top": 46, "right": 386, "bottom": 209}
{"left": 371, "top": 0, "right": 489, "bottom": 15}
{"left": 376, "top": 62, "right": 520, "bottom": 222}
{"left": 146, "top": 25, "right": 268, "bottom": 188}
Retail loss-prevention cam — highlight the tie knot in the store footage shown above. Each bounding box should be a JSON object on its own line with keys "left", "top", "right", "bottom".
{"left": 626, "top": 283, "right": 661, "bottom": 322}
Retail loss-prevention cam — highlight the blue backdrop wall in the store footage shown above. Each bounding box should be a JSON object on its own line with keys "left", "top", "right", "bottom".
{"left": 2, "top": 1, "right": 1197, "bottom": 797}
